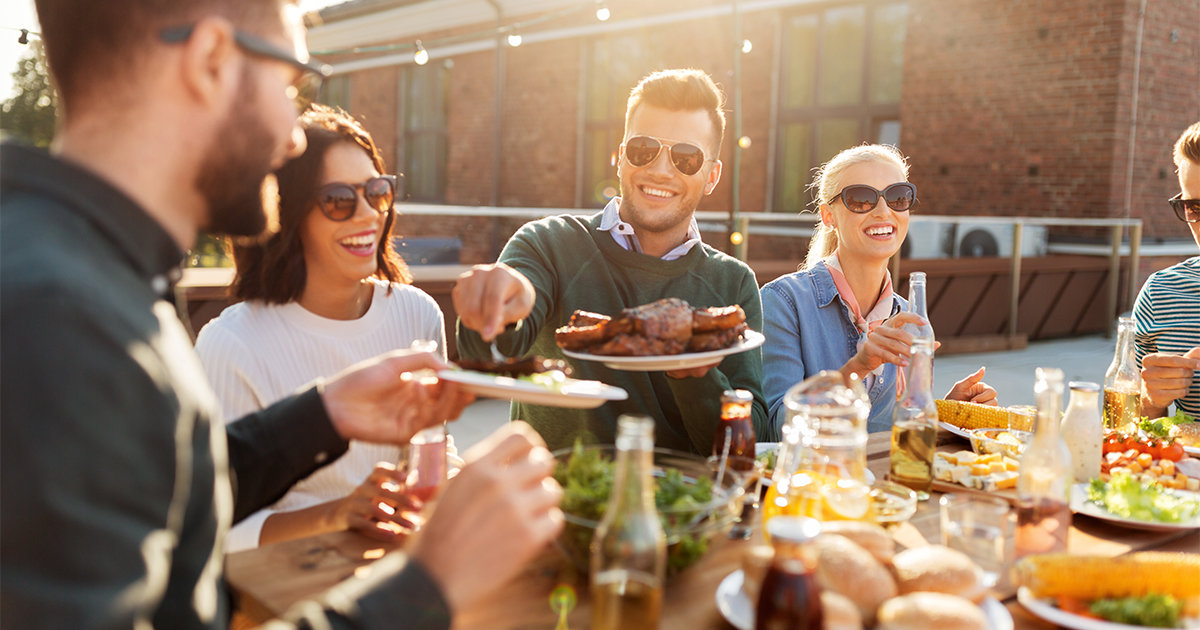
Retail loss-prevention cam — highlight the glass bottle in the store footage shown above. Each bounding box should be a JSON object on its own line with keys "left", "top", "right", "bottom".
{"left": 904, "top": 271, "right": 935, "bottom": 346}
{"left": 591, "top": 415, "right": 665, "bottom": 630}
{"left": 1060, "top": 381, "right": 1103, "bottom": 484}
{"left": 1015, "top": 368, "right": 1072, "bottom": 559}
{"left": 713, "top": 389, "right": 756, "bottom": 472}
{"left": 756, "top": 516, "right": 824, "bottom": 630}
{"left": 1103, "top": 317, "right": 1142, "bottom": 431}
{"left": 889, "top": 337, "right": 938, "bottom": 500}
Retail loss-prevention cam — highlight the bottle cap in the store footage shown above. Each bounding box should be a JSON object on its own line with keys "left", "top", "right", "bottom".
{"left": 766, "top": 516, "right": 822, "bottom": 544}
{"left": 721, "top": 389, "right": 754, "bottom": 404}
{"left": 1068, "top": 381, "right": 1100, "bottom": 392}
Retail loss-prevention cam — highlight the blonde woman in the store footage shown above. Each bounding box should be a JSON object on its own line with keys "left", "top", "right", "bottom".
{"left": 761, "top": 144, "right": 996, "bottom": 434}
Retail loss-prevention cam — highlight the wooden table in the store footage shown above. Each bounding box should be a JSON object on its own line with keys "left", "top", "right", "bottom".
{"left": 227, "top": 431, "right": 1199, "bottom": 629}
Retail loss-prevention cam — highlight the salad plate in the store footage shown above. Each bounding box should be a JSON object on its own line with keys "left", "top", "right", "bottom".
{"left": 717, "top": 570, "right": 1012, "bottom": 630}
{"left": 562, "top": 330, "right": 764, "bottom": 372}
{"left": 939, "top": 422, "right": 975, "bottom": 439}
{"left": 1018, "top": 586, "right": 1200, "bottom": 630}
{"left": 1069, "top": 483, "right": 1200, "bottom": 532}
{"left": 437, "top": 369, "right": 627, "bottom": 409}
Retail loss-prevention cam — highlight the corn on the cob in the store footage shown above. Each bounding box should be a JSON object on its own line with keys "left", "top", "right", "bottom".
{"left": 1017, "top": 552, "right": 1200, "bottom": 614}
{"left": 935, "top": 399, "right": 1015, "bottom": 430}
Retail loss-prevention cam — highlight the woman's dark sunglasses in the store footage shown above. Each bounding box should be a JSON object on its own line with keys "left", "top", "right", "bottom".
{"left": 829, "top": 182, "right": 918, "bottom": 213}
{"left": 623, "top": 135, "right": 712, "bottom": 176}
{"left": 1169, "top": 193, "right": 1200, "bottom": 223}
{"left": 315, "top": 175, "right": 398, "bottom": 221}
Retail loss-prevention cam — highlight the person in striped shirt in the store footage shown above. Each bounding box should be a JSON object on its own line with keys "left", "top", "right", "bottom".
{"left": 1133, "top": 121, "right": 1200, "bottom": 419}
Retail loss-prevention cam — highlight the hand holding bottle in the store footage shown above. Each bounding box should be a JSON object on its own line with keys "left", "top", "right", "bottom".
{"left": 1139, "top": 347, "right": 1200, "bottom": 418}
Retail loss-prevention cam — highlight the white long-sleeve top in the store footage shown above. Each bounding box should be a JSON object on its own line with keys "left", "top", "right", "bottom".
{"left": 194, "top": 278, "right": 445, "bottom": 551}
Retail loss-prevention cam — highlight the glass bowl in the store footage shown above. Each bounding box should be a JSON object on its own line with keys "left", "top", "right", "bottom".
{"left": 968, "top": 428, "right": 1033, "bottom": 459}
{"left": 552, "top": 444, "right": 747, "bottom": 577}
{"left": 869, "top": 480, "right": 918, "bottom": 528}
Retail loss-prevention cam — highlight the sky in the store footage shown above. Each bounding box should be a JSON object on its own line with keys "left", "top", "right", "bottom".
{"left": 0, "top": 0, "right": 344, "bottom": 101}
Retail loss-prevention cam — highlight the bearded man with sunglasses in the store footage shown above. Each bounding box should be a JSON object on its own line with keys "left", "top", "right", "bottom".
{"left": 454, "top": 68, "right": 769, "bottom": 454}
{"left": 1, "top": 1, "right": 565, "bottom": 628}
{"left": 1132, "top": 121, "right": 1200, "bottom": 420}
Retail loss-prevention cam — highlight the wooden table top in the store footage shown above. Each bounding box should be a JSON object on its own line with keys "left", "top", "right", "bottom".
{"left": 226, "top": 430, "right": 1200, "bottom": 629}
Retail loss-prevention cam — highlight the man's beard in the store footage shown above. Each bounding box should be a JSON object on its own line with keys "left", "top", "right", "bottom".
{"left": 194, "top": 74, "right": 282, "bottom": 241}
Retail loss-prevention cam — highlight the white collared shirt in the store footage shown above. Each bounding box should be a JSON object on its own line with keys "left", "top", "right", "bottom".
{"left": 598, "top": 196, "right": 702, "bottom": 261}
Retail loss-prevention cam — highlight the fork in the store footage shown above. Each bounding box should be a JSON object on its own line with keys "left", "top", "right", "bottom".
{"left": 490, "top": 340, "right": 506, "bottom": 363}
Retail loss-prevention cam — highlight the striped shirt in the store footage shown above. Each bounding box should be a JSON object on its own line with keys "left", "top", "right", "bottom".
{"left": 1132, "top": 256, "right": 1200, "bottom": 418}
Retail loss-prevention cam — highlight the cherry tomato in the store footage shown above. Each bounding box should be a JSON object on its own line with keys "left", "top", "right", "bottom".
{"left": 1123, "top": 435, "right": 1143, "bottom": 453}
{"left": 1102, "top": 434, "right": 1125, "bottom": 454}
{"left": 1160, "top": 441, "right": 1185, "bottom": 462}
{"left": 1146, "top": 437, "right": 1163, "bottom": 459}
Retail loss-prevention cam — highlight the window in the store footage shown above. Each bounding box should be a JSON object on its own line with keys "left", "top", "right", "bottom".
{"left": 399, "top": 62, "right": 449, "bottom": 202}
{"left": 318, "top": 74, "right": 351, "bottom": 112}
{"left": 579, "top": 36, "right": 667, "bottom": 208}
{"left": 774, "top": 2, "right": 907, "bottom": 212}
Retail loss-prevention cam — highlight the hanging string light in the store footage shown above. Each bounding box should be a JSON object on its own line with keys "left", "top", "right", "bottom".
{"left": 595, "top": 3, "right": 611, "bottom": 22}
{"left": 413, "top": 39, "right": 429, "bottom": 65}
{"left": 741, "top": 39, "right": 753, "bottom": 54}
{"left": 506, "top": 32, "right": 522, "bottom": 47}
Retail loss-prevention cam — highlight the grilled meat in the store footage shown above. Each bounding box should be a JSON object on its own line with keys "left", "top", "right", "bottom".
{"left": 456, "top": 356, "right": 572, "bottom": 378}
{"left": 555, "top": 298, "right": 747, "bottom": 356}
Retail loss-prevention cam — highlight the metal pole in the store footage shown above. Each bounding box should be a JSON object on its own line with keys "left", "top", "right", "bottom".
{"left": 730, "top": 0, "right": 745, "bottom": 260}
{"left": 1107, "top": 224, "right": 1122, "bottom": 330}
{"left": 1009, "top": 222, "right": 1023, "bottom": 339}
{"left": 1128, "top": 221, "right": 1143, "bottom": 311}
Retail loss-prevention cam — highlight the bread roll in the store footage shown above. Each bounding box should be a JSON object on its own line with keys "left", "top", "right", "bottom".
{"left": 740, "top": 544, "right": 774, "bottom": 603}
{"left": 876, "top": 592, "right": 987, "bottom": 630}
{"left": 821, "top": 591, "right": 863, "bottom": 630}
{"left": 1169, "top": 421, "right": 1200, "bottom": 447}
{"left": 813, "top": 534, "right": 897, "bottom": 622}
{"left": 819, "top": 521, "right": 896, "bottom": 563}
{"left": 890, "top": 545, "right": 986, "bottom": 602}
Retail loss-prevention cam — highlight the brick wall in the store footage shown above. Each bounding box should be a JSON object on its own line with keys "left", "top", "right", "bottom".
{"left": 326, "top": 0, "right": 1199, "bottom": 262}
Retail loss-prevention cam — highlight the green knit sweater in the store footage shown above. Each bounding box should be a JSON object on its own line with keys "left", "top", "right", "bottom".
{"left": 456, "top": 213, "right": 768, "bottom": 454}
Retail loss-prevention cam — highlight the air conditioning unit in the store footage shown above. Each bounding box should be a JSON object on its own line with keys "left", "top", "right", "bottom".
{"left": 952, "top": 222, "right": 1048, "bottom": 258}
{"left": 901, "top": 220, "right": 955, "bottom": 259}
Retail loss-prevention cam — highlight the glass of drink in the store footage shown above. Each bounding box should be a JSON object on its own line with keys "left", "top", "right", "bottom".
{"left": 939, "top": 493, "right": 1012, "bottom": 588}
{"left": 402, "top": 424, "right": 448, "bottom": 526}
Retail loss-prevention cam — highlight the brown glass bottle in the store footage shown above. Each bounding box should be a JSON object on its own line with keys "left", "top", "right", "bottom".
{"left": 713, "top": 389, "right": 756, "bottom": 472}
{"left": 755, "top": 516, "right": 823, "bottom": 630}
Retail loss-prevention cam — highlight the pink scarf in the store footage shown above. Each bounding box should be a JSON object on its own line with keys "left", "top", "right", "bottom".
{"left": 824, "top": 253, "right": 903, "bottom": 397}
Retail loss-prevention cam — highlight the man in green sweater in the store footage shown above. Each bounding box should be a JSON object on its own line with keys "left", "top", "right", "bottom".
{"left": 454, "top": 68, "right": 768, "bottom": 454}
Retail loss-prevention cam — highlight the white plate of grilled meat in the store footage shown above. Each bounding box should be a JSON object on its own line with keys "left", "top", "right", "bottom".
{"left": 556, "top": 298, "right": 762, "bottom": 372}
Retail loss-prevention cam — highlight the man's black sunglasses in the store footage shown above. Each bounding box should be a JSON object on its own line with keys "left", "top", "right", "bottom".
{"left": 160, "top": 25, "right": 331, "bottom": 81}
{"left": 1169, "top": 193, "right": 1200, "bottom": 223}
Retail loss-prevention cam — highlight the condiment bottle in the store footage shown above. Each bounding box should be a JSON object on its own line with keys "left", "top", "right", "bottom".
{"left": 1103, "top": 317, "right": 1142, "bottom": 431}
{"left": 1016, "top": 368, "right": 1072, "bottom": 559}
{"left": 755, "top": 516, "right": 824, "bottom": 630}
{"left": 591, "top": 415, "right": 665, "bottom": 630}
{"left": 713, "top": 389, "right": 756, "bottom": 472}
{"left": 889, "top": 337, "right": 938, "bottom": 500}
{"left": 1060, "top": 381, "right": 1103, "bottom": 483}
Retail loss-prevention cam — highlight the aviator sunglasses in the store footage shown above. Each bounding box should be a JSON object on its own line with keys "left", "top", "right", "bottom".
{"left": 1169, "top": 193, "right": 1200, "bottom": 223}
{"left": 622, "top": 135, "right": 713, "bottom": 176}
{"left": 314, "top": 175, "right": 400, "bottom": 221}
{"left": 828, "top": 182, "right": 918, "bottom": 213}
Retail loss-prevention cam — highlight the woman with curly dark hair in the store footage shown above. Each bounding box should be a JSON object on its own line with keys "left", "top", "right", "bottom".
{"left": 196, "top": 104, "right": 448, "bottom": 550}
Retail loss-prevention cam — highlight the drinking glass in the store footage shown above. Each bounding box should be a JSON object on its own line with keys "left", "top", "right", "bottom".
{"left": 1006, "top": 405, "right": 1036, "bottom": 432}
{"left": 399, "top": 425, "right": 448, "bottom": 530}
{"left": 939, "top": 493, "right": 1013, "bottom": 588}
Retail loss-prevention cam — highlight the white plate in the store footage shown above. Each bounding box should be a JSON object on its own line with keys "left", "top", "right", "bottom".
{"left": 1184, "top": 444, "right": 1200, "bottom": 457}
{"left": 436, "top": 370, "right": 627, "bottom": 409}
{"left": 1018, "top": 586, "right": 1200, "bottom": 629}
{"left": 718, "top": 570, "right": 1012, "bottom": 629}
{"left": 1069, "top": 483, "right": 1200, "bottom": 532}
{"left": 940, "top": 422, "right": 974, "bottom": 439}
{"left": 561, "top": 330, "right": 765, "bottom": 372}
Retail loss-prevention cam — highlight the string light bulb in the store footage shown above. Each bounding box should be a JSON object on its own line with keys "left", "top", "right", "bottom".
{"left": 595, "top": 3, "right": 611, "bottom": 21}
{"left": 413, "top": 40, "right": 429, "bottom": 65}
{"left": 741, "top": 39, "right": 753, "bottom": 54}
{"left": 507, "top": 32, "right": 522, "bottom": 47}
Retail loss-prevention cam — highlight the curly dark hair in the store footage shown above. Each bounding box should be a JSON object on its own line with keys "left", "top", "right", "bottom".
{"left": 232, "top": 104, "right": 411, "bottom": 303}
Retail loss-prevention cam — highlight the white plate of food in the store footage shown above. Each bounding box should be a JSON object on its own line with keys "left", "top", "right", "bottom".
{"left": 562, "top": 330, "right": 764, "bottom": 372}
{"left": 940, "top": 422, "right": 974, "bottom": 439}
{"left": 1069, "top": 483, "right": 1200, "bottom": 532}
{"left": 1017, "top": 586, "right": 1200, "bottom": 630}
{"left": 717, "top": 570, "right": 1013, "bottom": 630}
{"left": 436, "top": 370, "right": 627, "bottom": 409}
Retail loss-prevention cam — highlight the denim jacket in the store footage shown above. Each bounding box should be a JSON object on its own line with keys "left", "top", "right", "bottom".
{"left": 760, "top": 261, "right": 906, "bottom": 436}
